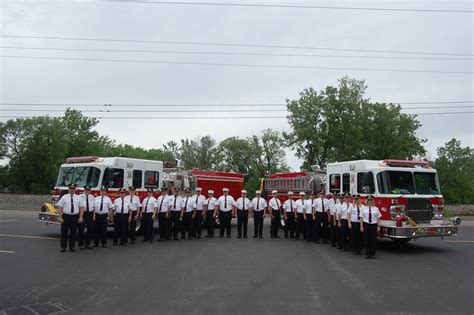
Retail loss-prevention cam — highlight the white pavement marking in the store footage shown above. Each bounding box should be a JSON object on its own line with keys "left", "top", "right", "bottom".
{"left": 0, "top": 250, "right": 15, "bottom": 254}
{"left": 0, "top": 219, "right": 17, "bottom": 223}
{"left": 0, "top": 233, "right": 59, "bottom": 240}
{"left": 444, "top": 240, "right": 474, "bottom": 243}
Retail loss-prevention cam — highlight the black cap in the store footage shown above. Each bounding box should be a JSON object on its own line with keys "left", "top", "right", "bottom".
{"left": 128, "top": 186, "right": 135, "bottom": 191}
{"left": 100, "top": 186, "right": 108, "bottom": 191}
{"left": 68, "top": 184, "right": 77, "bottom": 189}
{"left": 353, "top": 194, "right": 360, "bottom": 199}
{"left": 344, "top": 193, "right": 351, "bottom": 197}
{"left": 367, "top": 195, "right": 374, "bottom": 200}
{"left": 147, "top": 188, "right": 154, "bottom": 193}
{"left": 119, "top": 188, "right": 127, "bottom": 193}
{"left": 84, "top": 185, "right": 91, "bottom": 190}
{"left": 184, "top": 188, "right": 191, "bottom": 193}
{"left": 160, "top": 187, "right": 168, "bottom": 192}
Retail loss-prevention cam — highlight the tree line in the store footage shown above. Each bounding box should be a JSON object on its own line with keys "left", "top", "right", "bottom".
{"left": 1, "top": 77, "right": 472, "bottom": 203}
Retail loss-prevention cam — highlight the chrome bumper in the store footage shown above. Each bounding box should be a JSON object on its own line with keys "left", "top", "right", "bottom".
{"left": 380, "top": 222, "right": 458, "bottom": 239}
{"left": 38, "top": 212, "right": 60, "bottom": 225}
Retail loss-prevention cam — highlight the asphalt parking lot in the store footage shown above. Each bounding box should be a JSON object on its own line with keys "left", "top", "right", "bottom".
{"left": 1, "top": 210, "right": 473, "bottom": 314}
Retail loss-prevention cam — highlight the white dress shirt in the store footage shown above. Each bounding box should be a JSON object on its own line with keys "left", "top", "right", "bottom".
{"left": 335, "top": 201, "right": 342, "bottom": 217}
{"left": 141, "top": 196, "right": 157, "bottom": 214}
{"left": 268, "top": 197, "right": 282, "bottom": 210}
{"left": 192, "top": 194, "right": 207, "bottom": 211}
{"left": 312, "top": 198, "right": 330, "bottom": 213}
{"left": 57, "top": 193, "right": 81, "bottom": 215}
{"left": 328, "top": 199, "right": 337, "bottom": 216}
{"left": 349, "top": 203, "right": 363, "bottom": 222}
{"left": 283, "top": 199, "right": 296, "bottom": 213}
{"left": 126, "top": 195, "right": 141, "bottom": 212}
{"left": 204, "top": 197, "right": 217, "bottom": 211}
{"left": 251, "top": 197, "right": 267, "bottom": 212}
{"left": 156, "top": 195, "right": 171, "bottom": 213}
{"left": 295, "top": 199, "right": 307, "bottom": 214}
{"left": 181, "top": 196, "right": 195, "bottom": 213}
{"left": 360, "top": 206, "right": 381, "bottom": 224}
{"left": 79, "top": 194, "right": 96, "bottom": 213}
{"left": 236, "top": 197, "right": 251, "bottom": 211}
{"left": 339, "top": 202, "right": 351, "bottom": 220}
{"left": 94, "top": 195, "right": 113, "bottom": 215}
{"left": 169, "top": 195, "right": 183, "bottom": 211}
{"left": 114, "top": 197, "right": 131, "bottom": 214}
{"left": 217, "top": 195, "right": 236, "bottom": 212}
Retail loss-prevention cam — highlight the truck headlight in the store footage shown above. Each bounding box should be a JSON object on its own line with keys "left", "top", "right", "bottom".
{"left": 390, "top": 205, "right": 406, "bottom": 220}
{"left": 432, "top": 205, "right": 444, "bottom": 219}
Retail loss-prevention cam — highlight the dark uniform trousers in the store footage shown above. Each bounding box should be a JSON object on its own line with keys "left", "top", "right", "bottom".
{"left": 60, "top": 214, "right": 79, "bottom": 250}
{"left": 219, "top": 210, "right": 232, "bottom": 237}
{"left": 351, "top": 222, "right": 363, "bottom": 254}
{"left": 158, "top": 212, "right": 170, "bottom": 240}
{"left": 181, "top": 212, "right": 194, "bottom": 239}
{"left": 364, "top": 222, "right": 378, "bottom": 257}
{"left": 329, "top": 215, "right": 337, "bottom": 246}
{"left": 270, "top": 210, "right": 281, "bottom": 238}
{"left": 193, "top": 210, "right": 203, "bottom": 238}
{"left": 94, "top": 214, "right": 108, "bottom": 246}
{"left": 237, "top": 210, "right": 249, "bottom": 237}
{"left": 296, "top": 213, "right": 305, "bottom": 239}
{"left": 78, "top": 211, "right": 94, "bottom": 247}
{"left": 284, "top": 212, "right": 295, "bottom": 238}
{"left": 141, "top": 212, "right": 154, "bottom": 242}
{"left": 253, "top": 211, "right": 264, "bottom": 237}
{"left": 170, "top": 211, "right": 181, "bottom": 240}
{"left": 314, "top": 212, "right": 329, "bottom": 243}
{"left": 206, "top": 210, "right": 215, "bottom": 237}
{"left": 340, "top": 219, "right": 350, "bottom": 250}
{"left": 113, "top": 213, "right": 128, "bottom": 245}
{"left": 304, "top": 215, "right": 314, "bottom": 241}
{"left": 128, "top": 211, "right": 138, "bottom": 243}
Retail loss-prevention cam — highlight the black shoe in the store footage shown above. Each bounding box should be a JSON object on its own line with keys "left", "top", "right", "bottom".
{"left": 131, "top": 240, "right": 136, "bottom": 245}
{"left": 102, "top": 244, "right": 107, "bottom": 248}
{"left": 86, "top": 245, "right": 92, "bottom": 250}
{"left": 219, "top": 235, "right": 224, "bottom": 238}
{"left": 181, "top": 236, "right": 185, "bottom": 240}
{"left": 80, "top": 246, "right": 85, "bottom": 250}
{"left": 342, "top": 249, "right": 347, "bottom": 252}
{"left": 353, "top": 252, "right": 359, "bottom": 255}
{"left": 295, "top": 237, "right": 300, "bottom": 240}
{"left": 369, "top": 255, "right": 375, "bottom": 259}
{"left": 331, "top": 244, "right": 336, "bottom": 247}
{"left": 259, "top": 235, "right": 263, "bottom": 239}
{"left": 174, "top": 237, "right": 179, "bottom": 241}
{"left": 227, "top": 235, "right": 231, "bottom": 238}
{"left": 142, "top": 239, "right": 147, "bottom": 242}
{"left": 113, "top": 242, "right": 118, "bottom": 246}
{"left": 70, "top": 248, "right": 76, "bottom": 252}
{"left": 253, "top": 235, "right": 258, "bottom": 238}
{"left": 271, "top": 236, "right": 275, "bottom": 239}
{"left": 285, "top": 236, "right": 289, "bottom": 239}
{"left": 365, "top": 255, "right": 370, "bottom": 259}
{"left": 197, "top": 235, "right": 201, "bottom": 239}
{"left": 120, "top": 243, "right": 126, "bottom": 246}
{"left": 314, "top": 241, "right": 320, "bottom": 244}
{"left": 93, "top": 244, "right": 99, "bottom": 247}
{"left": 237, "top": 235, "right": 241, "bottom": 239}
{"left": 244, "top": 235, "right": 248, "bottom": 239}
{"left": 60, "top": 248, "right": 66, "bottom": 252}
{"left": 147, "top": 240, "right": 152, "bottom": 243}
{"left": 205, "top": 235, "right": 211, "bottom": 238}
{"left": 276, "top": 236, "right": 280, "bottom": 239}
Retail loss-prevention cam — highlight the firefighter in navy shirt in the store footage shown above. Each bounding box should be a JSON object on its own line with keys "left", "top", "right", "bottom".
{"left": 360, "top": 195, "right": 381, "bottom": 259}
{"left": 78, "top": 185, "right": 95, "bottom": 250}
{"left": 57, "top": 184, "right": 82, "bottom": 252}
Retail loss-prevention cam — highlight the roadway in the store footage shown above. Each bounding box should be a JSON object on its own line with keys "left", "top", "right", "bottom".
{"left": 0, "top": 210, "right": 473, "bottom": 314}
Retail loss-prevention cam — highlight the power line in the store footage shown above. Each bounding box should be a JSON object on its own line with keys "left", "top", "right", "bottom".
{"left": 2, "top": 35, "right": 471, "bottom": 57}
{"left": 105, "top": 0, "right": 474, "bottom": 13}
{"left": 2, "top": 46, "right": 471, "bottom": 61}
{"left": 2, "top": 55, "right": 472, "bottom": 74}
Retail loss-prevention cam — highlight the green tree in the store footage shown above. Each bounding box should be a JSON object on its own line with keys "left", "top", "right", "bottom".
{"left": 434, "top": 139, "right": 474, "bottom": 204}
{"left": 179, "top": 136, "right": 221, "bottom": 170}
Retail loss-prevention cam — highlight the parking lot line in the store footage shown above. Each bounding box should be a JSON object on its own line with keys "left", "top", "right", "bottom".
{"left": 444, "top": 240, "right": 474, "bottom": 243}
{"left": 0, "top": 233, "right": 59, "bottom": 240}
{"left": 0, "top": 219, "right": 17, "bottom": 223}
{"left": 0, "top": 250, "right": 15, "bottom": 254}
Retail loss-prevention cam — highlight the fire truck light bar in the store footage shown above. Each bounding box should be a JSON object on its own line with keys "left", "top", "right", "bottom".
{"left": 66, "top": 156, "right": 99, "bottom": 164}
{"left": 383, "top": 159, "right": 429, "bottom": 168}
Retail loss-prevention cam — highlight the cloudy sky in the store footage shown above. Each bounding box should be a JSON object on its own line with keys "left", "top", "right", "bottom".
{"left": 1, "top": 0, "right": 472, "bottom": 170}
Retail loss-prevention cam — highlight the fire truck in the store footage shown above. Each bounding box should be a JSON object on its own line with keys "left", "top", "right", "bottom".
{"left": 38, "top": 156, "right": 244, "bottom": 229}
{"left": 263, "top": 160, "right": 460, "bottom": 243}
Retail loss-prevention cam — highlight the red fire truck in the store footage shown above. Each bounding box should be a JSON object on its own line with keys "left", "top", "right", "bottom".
{"left": 38, "top": 156, "right": 244, "bottom": 228}
{"left": 263, "top": 160, "right": 460, "bottom": 243}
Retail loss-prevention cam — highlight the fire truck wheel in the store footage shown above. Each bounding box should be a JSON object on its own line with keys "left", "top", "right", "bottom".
{"left": 393, "top": 238, "right": 411, "bottom": 245}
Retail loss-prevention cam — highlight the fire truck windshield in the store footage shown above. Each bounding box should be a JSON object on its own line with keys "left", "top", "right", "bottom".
{"left": 377, "top": 171, "right": 441, "bottom": 195}
{"left": 56, "top": 166, "right": 101, "bottom": 188}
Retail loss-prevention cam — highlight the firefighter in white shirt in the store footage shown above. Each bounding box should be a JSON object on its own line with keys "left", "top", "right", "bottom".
{"left": 335, "top": 193, "right": 344, "bottom": 249}
{"left": 169, "top": 188, "right": 183, "bottom": 240}
{"left": 303, "top": 192, "right": 315, "bottom": 242}
{"left": 295, "top": 192, "right": 307, "bottom": 240}
{"left": 360, "top": 195, "right": 381, "bottom": 259}
{"left": 338, "top": 193, "right": 352, "bottom": 251}
{"left": 251, "top": 190, "right": 267, "bottom": 239}
{"left": 157, "top": 187, "right": 172, "bottom": 241}
{"left": 78, "top": 185, "right": 95, "bottom": 250}
{"left": 57, "top": 184, "right": 83, "bottom": 252}
{"left": 127, "top": 186, "right": 141, "bottom": 244}
{"left": 140, "top": 188, "right": 157, "bottom": 243}
{"left": 236, "top": 190, "right": 251, "bottom": 238}
{"left": 312, "top": 191, "right": 330, "bottom": 244}
{"left": 181, "top": 188, "right": 195, "bottom": 239}
{"left": 204, "top": 190, "right": 217, "bottom": 238}
{"left": 268, "top": 190, "right": 282, "bottom": 239}
{"left": 93, "top": 186, "right": 113, "bottom": 248}
{"left": 192, "top": 187, "right": 207, "bottom": 239}
{"left": 113, "top": 188, "right": 132, "bottom": 246}
{"left": 282, "top": 191, "right": 296, "bottom": 239}
{"left": 328, "top": 193, "right": 338, "bottom": 247}
{"left": 349, "top": 194, "right": 363, "bottom": 255}
{"left": 216, "top": 188, "right": 236, "bottom": 238}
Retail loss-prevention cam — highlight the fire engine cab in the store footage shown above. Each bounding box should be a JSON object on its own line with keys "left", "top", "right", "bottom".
{"left": 38, "top": 156, "right": 244, "bottom": 227}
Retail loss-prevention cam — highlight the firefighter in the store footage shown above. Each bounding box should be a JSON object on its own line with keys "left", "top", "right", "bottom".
{"left": 282, "top": 191, "right": 296, "bottom": 239}
{"left": 295, "top": 192, "right": 306, "bottom": 240}
{"left": 93, "top": 186, "right": 113, "bottom": 248}
{"left": 157, "top": 187, "right": 171, "bottom": 241}
{"left": 339, "top": 193, "right": 352, "bottom": 251}
{"left": 57, "top": 184, "right": 82, "bottom": 252}
{"left": 304, "top": 192, "right": 315, "bottom": 242}
{"left": 335, "top": 192, "right": 344, "bottom": 249}
{"left": 113, "top": 188, "right": 132, "bottom": 246}
{"left": 251, "top": 190, "right": 267, "bottom": 239}
{"left": 328, "top": 193, "right": 338, "bottom": 247}
{"left": 169, "top": 188, "right": 182, "bottom": 240}
{"left": 139, "top": 188, "right": 157, "bottom": 243}
{"left": 360, "top": 195, "right": 381, "bottom": 259}
{"left": 268, "top": 190, "right": 282, "bottom": 239}
{"left": 181, "top": 188, "right": 194, "bottom": 239}
{"left": 236, "top": 190, "right": 251, "bottom": 238}
{"left": 192, "top": 187, "right": 206, "bottom": 239}
{"left": 313, "top": 191, "right": 329, "bottom": 244}
{"left": 349, "top": 194, "right": 363, "bottom": 255}
{"left": 78, "top": 185, "right": 95, "bottom": 250}
{"left": 216, "top": 188, "right": 236, "bottom": 238}
{"left": 204, "top": 190, "right": 217, "bottom": 238}
{"left": 127, "top": 186, "right": 141, "bottom": 244}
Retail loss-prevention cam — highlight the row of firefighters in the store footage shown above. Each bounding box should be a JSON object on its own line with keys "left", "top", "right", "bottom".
{"left": 56, "top": 184, "right": 382, "bottom": 259}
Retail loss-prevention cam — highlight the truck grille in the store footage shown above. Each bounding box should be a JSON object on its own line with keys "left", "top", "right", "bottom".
{"left": 406, "top": 198, "right": 432, "bottom": 223}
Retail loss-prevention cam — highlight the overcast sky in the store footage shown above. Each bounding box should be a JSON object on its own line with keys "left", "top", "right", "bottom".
{"left": 1, "top": 0, "right": 473, "bottom": 170}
